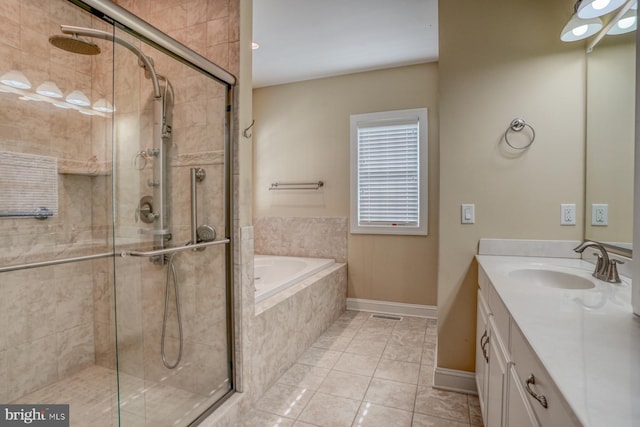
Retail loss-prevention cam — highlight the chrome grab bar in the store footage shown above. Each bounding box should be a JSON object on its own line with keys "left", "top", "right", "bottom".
{"left": 0, "top": 252, "right": 113, "bottom": 274}
{"left": 190, "top": 168, "right": 206, "bottom": 245}
{"left": 121, "top": 239, "right": 229, "bottom": 258}
{"left": 270, "top": 181, "right": 324, "bottom": 190}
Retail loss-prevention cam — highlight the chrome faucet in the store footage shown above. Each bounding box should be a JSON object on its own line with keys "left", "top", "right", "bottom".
{"left": 573, "top": 241, "right": 623, "bottom": 283}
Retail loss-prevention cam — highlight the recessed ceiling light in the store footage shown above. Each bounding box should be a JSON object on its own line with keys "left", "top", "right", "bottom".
{"left": 252, "top": 42, "right": 260, "bottom": 50}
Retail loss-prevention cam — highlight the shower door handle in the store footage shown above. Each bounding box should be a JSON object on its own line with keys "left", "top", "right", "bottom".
{"left": 121, "top": 239, "right": 229, "bottom": 258}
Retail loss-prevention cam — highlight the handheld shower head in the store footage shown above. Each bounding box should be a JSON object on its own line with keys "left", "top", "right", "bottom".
{"left": 49, "top": 35, "right": 101, "bottom": 55}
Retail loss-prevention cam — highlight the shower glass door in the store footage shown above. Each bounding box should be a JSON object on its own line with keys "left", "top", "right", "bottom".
{"left": 0, "top": 0, "right": 233, "bottom": 425}
{"left": 109, "top": 24, "right": 233, "bottom": 427}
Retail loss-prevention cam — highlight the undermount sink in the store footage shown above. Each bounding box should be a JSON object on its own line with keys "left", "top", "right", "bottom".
{"left": 509, "top": 268, "right": 596, "bottom": 290}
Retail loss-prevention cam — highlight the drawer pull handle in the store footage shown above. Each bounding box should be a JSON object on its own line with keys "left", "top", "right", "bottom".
{"left": 480, "top": 330, "right": 489, "bottom": 363}
{"left": 525, "top": 374, "right": 548, "bottom": 409}
{"left": 480, "top": 330, "right": 488, "bottom": 348}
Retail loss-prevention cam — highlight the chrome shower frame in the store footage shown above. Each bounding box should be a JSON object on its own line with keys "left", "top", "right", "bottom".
{"left": 66, "top": 0, "right": 237, "bottom": 421}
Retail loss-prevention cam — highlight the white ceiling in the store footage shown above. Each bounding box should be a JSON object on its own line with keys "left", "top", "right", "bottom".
{"left": 252, "top": 0, "right": 439, "bottom": 88}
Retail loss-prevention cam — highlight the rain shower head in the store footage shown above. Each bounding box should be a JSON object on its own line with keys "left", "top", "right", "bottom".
{"left": 51, "top": 25, "right": 161, "bottom": 97}
{"left": 49, "top": 35, "right": 101, "bottom": 55}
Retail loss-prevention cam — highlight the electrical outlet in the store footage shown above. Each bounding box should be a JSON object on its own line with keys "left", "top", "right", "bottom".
{"left": 561, "top": 203, "right": 576, "bottom": 225}
{"left": 591, "top": 204, "right": 608, "bottom": 226}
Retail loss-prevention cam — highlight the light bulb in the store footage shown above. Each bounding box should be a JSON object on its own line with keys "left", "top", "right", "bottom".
{"left": 618, "top": 16, "right": 636, "bottom": 29}
{"left": 572, "top": 25, "right": 589, "bottom": 36}
{"left": 92, "top": 98, "right": 115, "bottom": 113}
{"left": 0, "top": 70, "right": 32, "bottom": 89}
{"left": 36, "top": 81, "right": 63, "bottom": 98}
{"left": 592, "top": 0, "right": 611, "bottom": 10}
{"left": 66, "top": 90, "right": 90, "bottom": 107}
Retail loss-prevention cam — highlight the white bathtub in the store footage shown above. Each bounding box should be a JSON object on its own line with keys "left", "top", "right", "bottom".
{"left": 254, "top": 255, "right": 335, "bottom": 303}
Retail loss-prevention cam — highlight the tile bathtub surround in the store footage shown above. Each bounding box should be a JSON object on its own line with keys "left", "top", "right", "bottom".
{"left": 250, "top": 263, "right": 347, "bottom": 402}
{"left": 243, "top": 311, "right": 483, "bottom": 427}
{"left": 253, "top": 216, "right": 348, "bottom": 262}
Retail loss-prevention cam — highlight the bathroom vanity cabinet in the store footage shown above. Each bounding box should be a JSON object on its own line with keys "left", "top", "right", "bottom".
{"left": 476, "top": 264, "right": 580, "bottom": 427}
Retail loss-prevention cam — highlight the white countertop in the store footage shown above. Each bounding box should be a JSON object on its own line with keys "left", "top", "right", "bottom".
{"left": 476, "top": 255, "right": 640, "bottom": 427}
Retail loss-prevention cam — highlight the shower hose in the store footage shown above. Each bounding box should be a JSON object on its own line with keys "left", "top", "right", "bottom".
{"left": 161, "top": 252, "right": 183, "bottom": 369}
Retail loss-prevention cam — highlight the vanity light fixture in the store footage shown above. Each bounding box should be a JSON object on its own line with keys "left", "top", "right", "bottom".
{"left": 607, "top": 9, "right": 637, "bottom": 34}
{"left": 36, "top": 81, "right": 63, "bottom": 98}
{"left": 0, "top": 70, "right": 32, "bottom": 90}
{"left": 92, "top": 98, "right": 115, "bottom": 113}
{"left": 577, "top": 0, "right": 628, "bottom": 18}
{"left": 65, "top": 89, "right": 90, "bottom": 107}
{"left": 561, "top": 14, "right": 603, "bottom": 41}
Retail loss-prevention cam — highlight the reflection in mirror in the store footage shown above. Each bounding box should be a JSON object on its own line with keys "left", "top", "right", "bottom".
{"left": 585, "top": 32, "right": 635, "bottom": 253}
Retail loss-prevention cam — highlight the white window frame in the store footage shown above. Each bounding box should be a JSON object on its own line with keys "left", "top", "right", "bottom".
{"left": 350, "top": 108, "right": 428, "bottom": 236}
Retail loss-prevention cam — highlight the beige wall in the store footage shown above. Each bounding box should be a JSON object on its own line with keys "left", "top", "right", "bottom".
{"left": 253, "top": 63, "right": 439, "bottom": 305}
{"left": 438, "top": 0, "right": 586, "bottom": 371}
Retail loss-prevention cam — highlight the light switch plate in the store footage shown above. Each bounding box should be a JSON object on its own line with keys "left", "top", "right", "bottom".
{"left": 461, "top": 204, "right": 475, "bottom": 224}
{"left": 561, "top": 203, "right": 576, "bottom": 225}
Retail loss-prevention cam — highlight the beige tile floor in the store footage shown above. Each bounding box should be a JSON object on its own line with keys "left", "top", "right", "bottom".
{"left": 242, "top": 310, "right": 483, "bottom": 427}
{"left": 12, "top": 364, "right": 229, "bottom": 427}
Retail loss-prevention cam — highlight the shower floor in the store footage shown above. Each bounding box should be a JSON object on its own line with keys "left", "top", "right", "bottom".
{"left": 11, "top": 365, "right": 227, "bottom": 427}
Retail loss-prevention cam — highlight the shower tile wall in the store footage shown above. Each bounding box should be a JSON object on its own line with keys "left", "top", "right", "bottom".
{"left": 0, "top": 0, "right": 114, "bottom": 402}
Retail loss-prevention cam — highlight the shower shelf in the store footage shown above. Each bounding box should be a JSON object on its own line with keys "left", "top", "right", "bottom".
{"left": 58, "top": 158, "right": 112, "bottom": 175}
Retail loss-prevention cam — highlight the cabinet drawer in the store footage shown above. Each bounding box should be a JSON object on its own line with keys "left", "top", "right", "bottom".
{"left": 488, "top": 283, "right": 509, "bottom": 346}
{"left": 510, "top": 322, "right": 580, "bottom": 427}
{"left": 507, "top": 365, "right": 539, "bottom": 427}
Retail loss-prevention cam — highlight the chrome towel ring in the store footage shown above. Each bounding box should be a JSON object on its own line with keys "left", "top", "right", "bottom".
{"left": 504, "top": 118, "right": 535, "bottom": 150}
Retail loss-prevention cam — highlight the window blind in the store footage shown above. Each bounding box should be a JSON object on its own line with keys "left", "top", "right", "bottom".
{"left": 356, "top": 121, "right": 420, "bottom": 227}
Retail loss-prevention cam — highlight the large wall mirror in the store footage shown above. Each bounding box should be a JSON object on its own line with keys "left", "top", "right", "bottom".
{"left": 585, "top": 31, "right": 635, "bottom": 254}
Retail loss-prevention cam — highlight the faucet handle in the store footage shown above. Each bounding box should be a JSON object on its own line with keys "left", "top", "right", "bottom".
{"left": 607, "top": 259, "right": 624, "bottom": 283}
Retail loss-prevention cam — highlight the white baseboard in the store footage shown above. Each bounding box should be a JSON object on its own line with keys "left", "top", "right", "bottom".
{"left": 346, "top": 298, "right": 437, "bottom": 318}
{"left": 433, "top": 367, "right": 478, "bottom": 395}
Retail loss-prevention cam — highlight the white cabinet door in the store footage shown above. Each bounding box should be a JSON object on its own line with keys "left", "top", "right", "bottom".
{"left": 487, "top": 317, "right": 508, "bottom": 427}
{"left": 476, "top": 290, "right": 490, "bottom": 425}
{"left": 506, "top": 365, "right": 539, "bottom": 427}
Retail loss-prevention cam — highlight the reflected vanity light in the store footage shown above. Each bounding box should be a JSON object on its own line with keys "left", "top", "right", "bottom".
{"left": 0, "top": 70, "right": 32, "bottom": 89}
{"left": 578, "top": 0, "right": 628, "bottom": 18}
{"left": 0, "top": 71, "right": 108, "bottom": 117}
{"left": 19, "top": 94, "right": 42, "bottom": 102}
{"left": 92, "top": 98, "right": 115, "bottom": 113}
{"left": 53, "top": 101, "right": 73, "bottom": 109}
{"left": 36, "top": 81, "right": 63, "bottom": 98}
{"left": 65, "top": 89, "right": 91, "bottom": 106}
{"left": 607, "top": 9, "right": 637, "bottom": 34}
{"left": 561, "top": 15, "right": 603, "bottom": 41}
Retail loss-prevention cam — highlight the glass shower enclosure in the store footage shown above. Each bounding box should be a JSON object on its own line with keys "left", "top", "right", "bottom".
{"left": 0, "top": 0, "right": 235, "bottom": 425}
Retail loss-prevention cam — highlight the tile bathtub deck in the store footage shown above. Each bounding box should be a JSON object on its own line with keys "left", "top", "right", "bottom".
{"left": 242, "top": 311, "right": 483, "bottom": 427}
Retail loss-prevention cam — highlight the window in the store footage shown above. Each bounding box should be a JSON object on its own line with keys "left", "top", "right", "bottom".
{"left": 350, "top": 108, "right": 428, "bottom": 235}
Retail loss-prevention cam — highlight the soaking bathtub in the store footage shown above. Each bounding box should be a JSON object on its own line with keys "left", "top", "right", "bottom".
{"left": 254, "top": 254, "right": 335, "bottom": 303}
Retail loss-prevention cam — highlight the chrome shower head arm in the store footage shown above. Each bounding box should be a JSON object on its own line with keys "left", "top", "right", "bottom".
{"left": 60, "top": 25, "right": 161, "bottom": 97}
